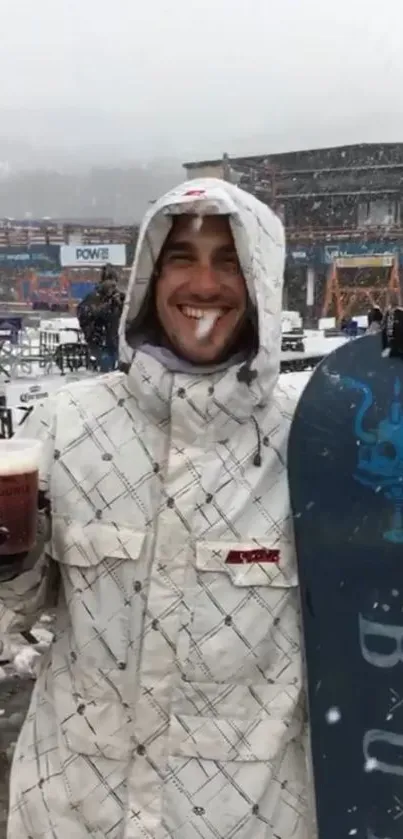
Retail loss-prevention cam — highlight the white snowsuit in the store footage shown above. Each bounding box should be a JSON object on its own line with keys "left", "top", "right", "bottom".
{"left": 2, "top": 178, "right": 312, "bottom": 839}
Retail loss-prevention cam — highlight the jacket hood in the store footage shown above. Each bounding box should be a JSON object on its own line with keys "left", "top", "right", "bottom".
{"left": 119, "top": 178, "right": 285, "bottom": 416}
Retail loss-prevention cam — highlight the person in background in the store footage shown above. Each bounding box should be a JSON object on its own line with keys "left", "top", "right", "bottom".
{"left": 0, "top": 179, "right": 310, "bottom": 839}
{"left": 340, "top": 316, "right": 358, "bottom": 337}
{"left": 77, "top": 263, "right": 124, "bottom": 371}
{"left": 366, "top": 305, "right": 383, "bottom": 334}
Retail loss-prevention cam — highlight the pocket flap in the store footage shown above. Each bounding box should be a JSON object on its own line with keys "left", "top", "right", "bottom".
{"left": 196, "top": 540, "right": 298, "bottom": 587}
{"left": 169, "top": 712, "right": 293, "bottom": 762}
{"left": 52, "top": 516, "right": 146, "bottom": 567}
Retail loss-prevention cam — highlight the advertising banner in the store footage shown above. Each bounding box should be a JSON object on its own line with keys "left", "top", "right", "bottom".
{"left": 323, "top": 243, "right": 398, "bottom": 265}
{"left": 60, "top": 244, "right": 126, "bottom": 267}
{"left": 0, "top": 246, "right": 60, "bottom": 270}
{"left": 286, "top": 242, "right": 401, "bottom": 268}
{"left": 335, "top": 255, "right": 395, "bottom": 269}
{"left": 287, "top": 247, "right": 316, "bottom": 265}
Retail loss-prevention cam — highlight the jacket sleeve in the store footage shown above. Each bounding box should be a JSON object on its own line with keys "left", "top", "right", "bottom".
{"left": 0, "top": 397, "right": 59, "bottom": 634}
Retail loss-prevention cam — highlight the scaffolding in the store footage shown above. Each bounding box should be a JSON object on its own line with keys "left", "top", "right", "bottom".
{"left": 322, "top": 253, "right": 401, "bottom": 321}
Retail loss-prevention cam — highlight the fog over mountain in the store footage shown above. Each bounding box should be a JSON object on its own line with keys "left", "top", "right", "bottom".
{"left": 0, "top": 152, "right": 182, "bottom": 224}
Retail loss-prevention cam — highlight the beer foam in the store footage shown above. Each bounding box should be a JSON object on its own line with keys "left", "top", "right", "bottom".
{"left": 0, "top": 440, "right": 41, "bottom": 476}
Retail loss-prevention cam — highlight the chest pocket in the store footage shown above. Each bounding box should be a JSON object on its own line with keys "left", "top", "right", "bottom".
{"left": 181, "top": 540, "right": 300, "bottom": 685}
{"left": 51, "top": 517, "right": 146, "bottom": 678}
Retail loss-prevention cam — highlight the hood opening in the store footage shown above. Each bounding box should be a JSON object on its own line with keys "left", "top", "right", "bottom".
{"left": 119, "top": 178, "right": 285, "bottom": 399}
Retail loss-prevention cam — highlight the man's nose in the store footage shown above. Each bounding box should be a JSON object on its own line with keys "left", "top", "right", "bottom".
{"left": 195, "top": 264, "right": 220, "bottom": 294}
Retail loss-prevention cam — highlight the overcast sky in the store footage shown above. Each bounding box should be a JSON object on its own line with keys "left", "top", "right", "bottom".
{"left": 1, "top": 0, "right": 403, "bottom": 163}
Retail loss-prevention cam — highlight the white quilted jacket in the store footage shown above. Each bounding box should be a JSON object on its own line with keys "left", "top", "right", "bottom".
{"left": 2, "top": 179, "right": 312, "bottom": 839}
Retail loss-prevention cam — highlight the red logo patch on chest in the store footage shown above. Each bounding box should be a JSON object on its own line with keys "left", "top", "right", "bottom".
{"left": 225, "top": 548, "right": 280, "bottom": 564}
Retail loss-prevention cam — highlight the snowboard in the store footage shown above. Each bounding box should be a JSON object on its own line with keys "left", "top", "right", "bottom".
{"left": 288, "top": 332, "right": 403, "bottom": 839}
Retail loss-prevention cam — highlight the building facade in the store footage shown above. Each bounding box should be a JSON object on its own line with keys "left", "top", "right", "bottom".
{"left": 184, "top": 145, "right": 403, "bottom": 322}
{"left": 0, "top": 221, "right": 139, "bottom": 309}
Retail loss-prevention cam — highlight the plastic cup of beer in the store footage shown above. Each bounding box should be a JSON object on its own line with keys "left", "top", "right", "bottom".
{"left": 0, "top": 439, "right": 42, "bottom": 556}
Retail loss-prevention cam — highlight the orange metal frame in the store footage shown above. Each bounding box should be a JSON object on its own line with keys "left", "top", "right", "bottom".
{"left": 15, "top": 270, "right": 73, "bottom": 308}
{"left": 322, "top": 255, "right": 401, "bottom": 321}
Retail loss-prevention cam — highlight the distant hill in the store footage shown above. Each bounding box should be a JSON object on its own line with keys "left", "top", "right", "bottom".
{"left": 0, "top": 109, "right": 186, "bottom": 221}
{"left": 0, "top": 161, "right": 183, "bottom": 223}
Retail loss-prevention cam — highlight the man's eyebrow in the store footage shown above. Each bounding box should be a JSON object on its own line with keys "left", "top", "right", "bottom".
{"left": 162, "top": 239, "right": 194, "bottom": 256}
{"left": 214, "top": 243, "right": 238, "bottom": 257}
{"left": 161, "top": 240, "right": 239, "bottom": 260}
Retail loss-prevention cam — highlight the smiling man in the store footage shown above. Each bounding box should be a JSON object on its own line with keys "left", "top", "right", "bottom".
{"left": 127, "top": 211, "right": 257, "bottom": 372}
{"left": 154, "top": 214, "right": 249, "bottom": 363}
{"left": 0, "top": 178, "right": 310, "bottom": 839}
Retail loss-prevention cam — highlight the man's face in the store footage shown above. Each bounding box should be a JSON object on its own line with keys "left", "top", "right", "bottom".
{"left": 155, "top": 215, "right": 247, "bottom": 363}
{"left": 100, "top": 279, "right": 117, "bottom": 297}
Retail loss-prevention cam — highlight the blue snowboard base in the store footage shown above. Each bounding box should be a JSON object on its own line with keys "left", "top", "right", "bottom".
{"left": 288, "top": 333, "right": 403, "bottom": 839}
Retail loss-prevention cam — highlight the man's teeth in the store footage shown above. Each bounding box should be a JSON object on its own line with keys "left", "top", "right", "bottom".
{"left": 179, "top": 306, "right": 226, "bottom": 340}
{"left": 180, "top": 306, "right": 223, "bottom": 319}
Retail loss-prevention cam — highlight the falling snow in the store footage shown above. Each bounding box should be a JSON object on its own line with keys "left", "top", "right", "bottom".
{"left": 192, "top": 215, "right": 203, "bottom": 232}
{"left": 364, "top": 757, "right": 378, "bottom": 772}
{"left": 326, "top": 706, "right": 341, "bottom": 724}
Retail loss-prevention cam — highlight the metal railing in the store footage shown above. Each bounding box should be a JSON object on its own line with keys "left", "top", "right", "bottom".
{"left": 286, "top": 224, "right": 403, "bottom": 242}
{"left": 0, "top": 333, "right": 53, "bottom": 379}
{"left": 0, "top": 223, "right": 138, "bottom": 248}
{"left": 0, "top": 326, "right": 94, "bottom": 380}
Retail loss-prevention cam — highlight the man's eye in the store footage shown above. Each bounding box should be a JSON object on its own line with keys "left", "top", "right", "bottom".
{"left": 217, "top": 256, "right": 240, "bottom": 272}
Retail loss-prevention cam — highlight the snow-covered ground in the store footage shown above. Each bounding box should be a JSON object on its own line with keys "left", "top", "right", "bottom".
{"left": 303, "top": 331, "right": 346, "bottom": 357}
{"left": 0, "top": 619, "right": 54, "bottom": 680}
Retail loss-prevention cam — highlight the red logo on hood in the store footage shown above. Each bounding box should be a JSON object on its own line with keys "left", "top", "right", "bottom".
{"left": 184, "top": 189, "right": 206, "bottom": 197}
{"left": 225, "top": 548, "right": 280, "bottom": 564}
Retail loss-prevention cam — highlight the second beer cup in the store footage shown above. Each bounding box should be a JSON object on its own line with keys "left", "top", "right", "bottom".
{"left": 0, "top": 438, "right": 42, "bottom": 556}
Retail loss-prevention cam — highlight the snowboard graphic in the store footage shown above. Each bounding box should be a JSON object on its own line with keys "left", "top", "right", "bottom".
{"left": 288, "top": 332, "right": 403, "bottom": 839}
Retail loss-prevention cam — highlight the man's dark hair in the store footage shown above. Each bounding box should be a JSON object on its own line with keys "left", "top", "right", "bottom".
{"left": 101, "top": 263, "right": 119, "bottom": 284}
{"left": 368, "top": 306, "right": 383, "bottom": 326}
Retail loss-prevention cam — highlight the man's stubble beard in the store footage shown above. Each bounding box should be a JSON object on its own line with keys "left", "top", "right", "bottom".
{"left": 162, "top": 311, "right": 257, "bottom": 366}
